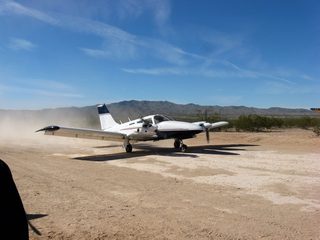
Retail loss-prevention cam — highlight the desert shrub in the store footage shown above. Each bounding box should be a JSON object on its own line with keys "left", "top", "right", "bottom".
{"left": 234, "top": 115, "right": 274, "bottom": 132}
{"left": 233, "top": 115, "right": 320, "bottom": 132}
{"left": 313, "top": 125, "right": 320, "bottom": 136}
{"left": 282, "top": 117, "right": 320, "bottom": 129}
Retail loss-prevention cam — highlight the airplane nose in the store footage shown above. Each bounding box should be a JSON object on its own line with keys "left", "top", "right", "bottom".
{"left": 157, "top": 121, "right": 203, "bottom": 132}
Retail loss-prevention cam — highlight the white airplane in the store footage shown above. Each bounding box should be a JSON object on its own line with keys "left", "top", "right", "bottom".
{"left": 37, "top": 104, "right": 228, "bottom": 153}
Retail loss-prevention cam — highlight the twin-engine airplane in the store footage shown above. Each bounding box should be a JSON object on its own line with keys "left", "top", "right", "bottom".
{"left": 37, "top": 104, "right": 228, "bottom": 153}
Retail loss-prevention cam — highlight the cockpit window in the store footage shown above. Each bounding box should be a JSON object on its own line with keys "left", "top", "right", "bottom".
{"left": 154, "top": 115, "right": 171, "bottom": 124}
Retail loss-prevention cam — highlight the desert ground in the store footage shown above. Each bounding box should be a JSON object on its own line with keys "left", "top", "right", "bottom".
{"left": 1, "top": 129, "right": 319, "bottom": 239}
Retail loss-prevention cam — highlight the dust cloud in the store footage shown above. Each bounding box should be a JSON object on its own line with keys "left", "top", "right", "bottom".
{"left": 0, "top": 108, "right": 99, "bottom": 141}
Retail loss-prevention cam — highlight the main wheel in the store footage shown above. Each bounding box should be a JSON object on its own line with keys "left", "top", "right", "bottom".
{"left": 181, "top": 144, "right": 187, "bottom": 152}
{"left": 174, "top": 139, "right": 180, "bottom": 149}
{"left": 125, "top": 144, "right": 133, "bottom": 153}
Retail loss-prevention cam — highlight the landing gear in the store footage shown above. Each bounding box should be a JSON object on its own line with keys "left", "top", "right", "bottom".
{"left": 124, "top": 139, "right": 133, "bottom": 153}
{"left": 181, "top": 144, "right": 187, "bottom": 152}
{"left": 125, "top": 144, "right": 132, "bottom": 153}
{"left": 174, "top": 139, "right": 188, "bottom": 152}
{"left": 174, "top": 139, "right": 180, "bottom": 149}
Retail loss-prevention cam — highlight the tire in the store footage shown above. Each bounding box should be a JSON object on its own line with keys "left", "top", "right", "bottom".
{"left": 125, "top": 144, "right": 133, "bottom": 153}
{"left": 181, "top": 144, "right": 187, "bottom": 152}
{"left": 174, "top": 139, "right": 180, "bottom": 149}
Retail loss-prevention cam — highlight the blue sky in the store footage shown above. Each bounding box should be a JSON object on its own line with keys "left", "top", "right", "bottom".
{"left": 0, "top": 0, "right": 319, "bottom": 109}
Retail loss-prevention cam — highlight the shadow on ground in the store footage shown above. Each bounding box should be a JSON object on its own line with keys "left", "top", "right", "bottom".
{"left": 27, "top": 213, "right": 47, "bottom": 236}
{"left": 73, "top": 144, "right": 258, "bottom": 162}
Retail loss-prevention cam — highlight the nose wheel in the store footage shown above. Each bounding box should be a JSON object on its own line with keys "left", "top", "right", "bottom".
{"left": 124, "top": 138, "right": 133, "bottom": 153}
{"left": 174, "top": 139, "right": 188, "bottom": 152}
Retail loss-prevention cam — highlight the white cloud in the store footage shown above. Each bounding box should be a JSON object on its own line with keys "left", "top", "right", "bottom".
{"left": 202, "top": 30, "right": 243, "bottom": 56}
{"left": 0, "top": 1, "right": 179, "bottom": 63}
{"left": 80, "top": 48, "right": 110, "bottom": 58}
{"left": 0, "top": 0, "right": 58, "bottom": 24}
{"left": 8, "top": 37, "right": 36, "bottom": 51}
{"left": 116, "top": 0, "right": 171, "bottom": 26}
{"left": 122, "top": 67, "right": 185, "bottom": 75}
{"left": 148, "top": 0, "right": 171, "bottom": 26}
{"left": 1, "top": 1, "right": 314, "bottom": 86}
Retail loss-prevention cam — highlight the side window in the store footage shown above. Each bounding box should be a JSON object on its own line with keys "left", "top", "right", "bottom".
{"left": 144, "top": 118, "right": 153, "bottom": 125}
{"left": 154, "top": 116, "right": 161, "bottom": 124}
{"left": 154, "top": 115, "right": 169, "bottom": 124}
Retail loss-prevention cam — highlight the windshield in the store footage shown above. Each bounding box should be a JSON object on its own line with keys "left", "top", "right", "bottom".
{"left": 154, "top": 115, "right": 172, "bottom": 124}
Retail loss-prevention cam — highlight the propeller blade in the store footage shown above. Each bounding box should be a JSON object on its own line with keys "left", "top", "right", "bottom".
{"left": 206, "top": 128, "right": 210, "bottom": 143}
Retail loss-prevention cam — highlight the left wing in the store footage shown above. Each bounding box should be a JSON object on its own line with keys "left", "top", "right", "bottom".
{"left": 36, "top": 125, "right": 126, "bottom": 142}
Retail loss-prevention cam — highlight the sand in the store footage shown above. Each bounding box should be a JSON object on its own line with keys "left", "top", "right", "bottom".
{"left": 1, "top": 129, "right": 319, "bottom": 239}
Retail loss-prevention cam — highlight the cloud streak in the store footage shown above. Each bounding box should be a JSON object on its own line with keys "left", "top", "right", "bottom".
{"left": 8, "top": 37, "right": 36, "bottom": 51}
{"left": 0, "top": 0, "right": 314, "bottom": 86}
{"left": 116, "top": 0, "right": 171, "bottom": 27}
{"left": 0, "top": 1, "right": 189, "bottom": 65}
{"left": 0, "top": 0, "right": 58, "bottom": 24}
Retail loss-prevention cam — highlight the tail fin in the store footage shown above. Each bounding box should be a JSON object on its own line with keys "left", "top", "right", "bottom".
{"left": 97, "top": 104, "right": 119, "bottom": 130}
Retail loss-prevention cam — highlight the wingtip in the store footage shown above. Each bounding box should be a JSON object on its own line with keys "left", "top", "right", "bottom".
{"left": 35, "top": 125, "right": 60, "bottom": 133}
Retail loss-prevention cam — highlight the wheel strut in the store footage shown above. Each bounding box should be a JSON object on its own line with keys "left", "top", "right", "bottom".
{"left": 173, "top": 139, "right": 188, "bottom": 152}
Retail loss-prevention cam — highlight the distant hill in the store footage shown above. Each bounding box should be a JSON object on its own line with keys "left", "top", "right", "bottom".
{"left": 108, "top": 100, "right": 318, "bottom": 119}
{"left": 0, "top": 100, "right": 318, "bottom": 132}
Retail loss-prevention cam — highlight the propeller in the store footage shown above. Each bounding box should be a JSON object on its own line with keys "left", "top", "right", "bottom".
{"left": 199, "top": 109, "right": 229, "bottom": 143}
{"left": 139, "top": 116, "right": 151, "bottom": 128}
{"left": 200, "top": 121, "right": 211, "bottom": 143}
{"left": 204, "top": 109, "right": 210, "bottom": 143}
{"left": 205, "top": 128, "right": 210, "bottom": 143}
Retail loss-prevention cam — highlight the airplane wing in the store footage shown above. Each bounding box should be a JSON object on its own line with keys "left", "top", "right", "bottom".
{"left": 36, "top": 125, "right": 126, "bottom": 142}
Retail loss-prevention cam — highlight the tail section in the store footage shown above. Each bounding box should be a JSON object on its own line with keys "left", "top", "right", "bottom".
{"left": 97, "top": 104, "right": 119, "bottom": 130}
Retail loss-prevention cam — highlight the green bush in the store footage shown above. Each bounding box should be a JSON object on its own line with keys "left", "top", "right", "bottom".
{"left": 232, "top": 115, "right": 320, "bottom": 132}
{"left": 234, "top": 115, "right": 275, "bottom": 132}
{"left": 313, "top": 126, "right": 320, "bottom": 136}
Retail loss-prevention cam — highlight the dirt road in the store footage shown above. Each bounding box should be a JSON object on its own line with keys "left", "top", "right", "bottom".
{"left": 1, "top": 129, "right": 319, "bottom": 239}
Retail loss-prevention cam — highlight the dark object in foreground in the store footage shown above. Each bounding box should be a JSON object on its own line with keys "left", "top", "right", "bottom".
{"left": 0, "top": 159, "right": 29, "bottom": 239}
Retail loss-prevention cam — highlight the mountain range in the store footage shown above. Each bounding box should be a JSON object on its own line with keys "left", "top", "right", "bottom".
{"left": 1, "top": 100, "right": 318, "bottom": 131}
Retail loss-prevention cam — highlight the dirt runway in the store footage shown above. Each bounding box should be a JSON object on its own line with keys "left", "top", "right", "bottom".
{"left": 1, "top": 129, "right": 319, "bottom": 239}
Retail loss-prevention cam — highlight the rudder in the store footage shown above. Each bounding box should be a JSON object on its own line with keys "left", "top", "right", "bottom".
{"left": 97, "top": 104, "right": 119, "bottom": 130}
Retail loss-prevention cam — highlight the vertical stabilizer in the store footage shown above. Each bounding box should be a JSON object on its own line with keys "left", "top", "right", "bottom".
{"left": 97, "top": 104, "right": 119, "bottom": 130}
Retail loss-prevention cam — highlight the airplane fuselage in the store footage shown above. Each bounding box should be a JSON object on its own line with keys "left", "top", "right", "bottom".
{"left": 107, "top": 116, "right": 203, "bottom": 142}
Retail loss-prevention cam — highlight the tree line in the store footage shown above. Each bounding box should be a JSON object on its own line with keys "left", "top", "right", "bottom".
{"left": 176, "top": 114, "right": 320, "bottom": 135}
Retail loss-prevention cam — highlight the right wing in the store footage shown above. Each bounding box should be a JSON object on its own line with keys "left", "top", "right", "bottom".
{"left": 36, "top": 125, "right": 126, "bottom": 142}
